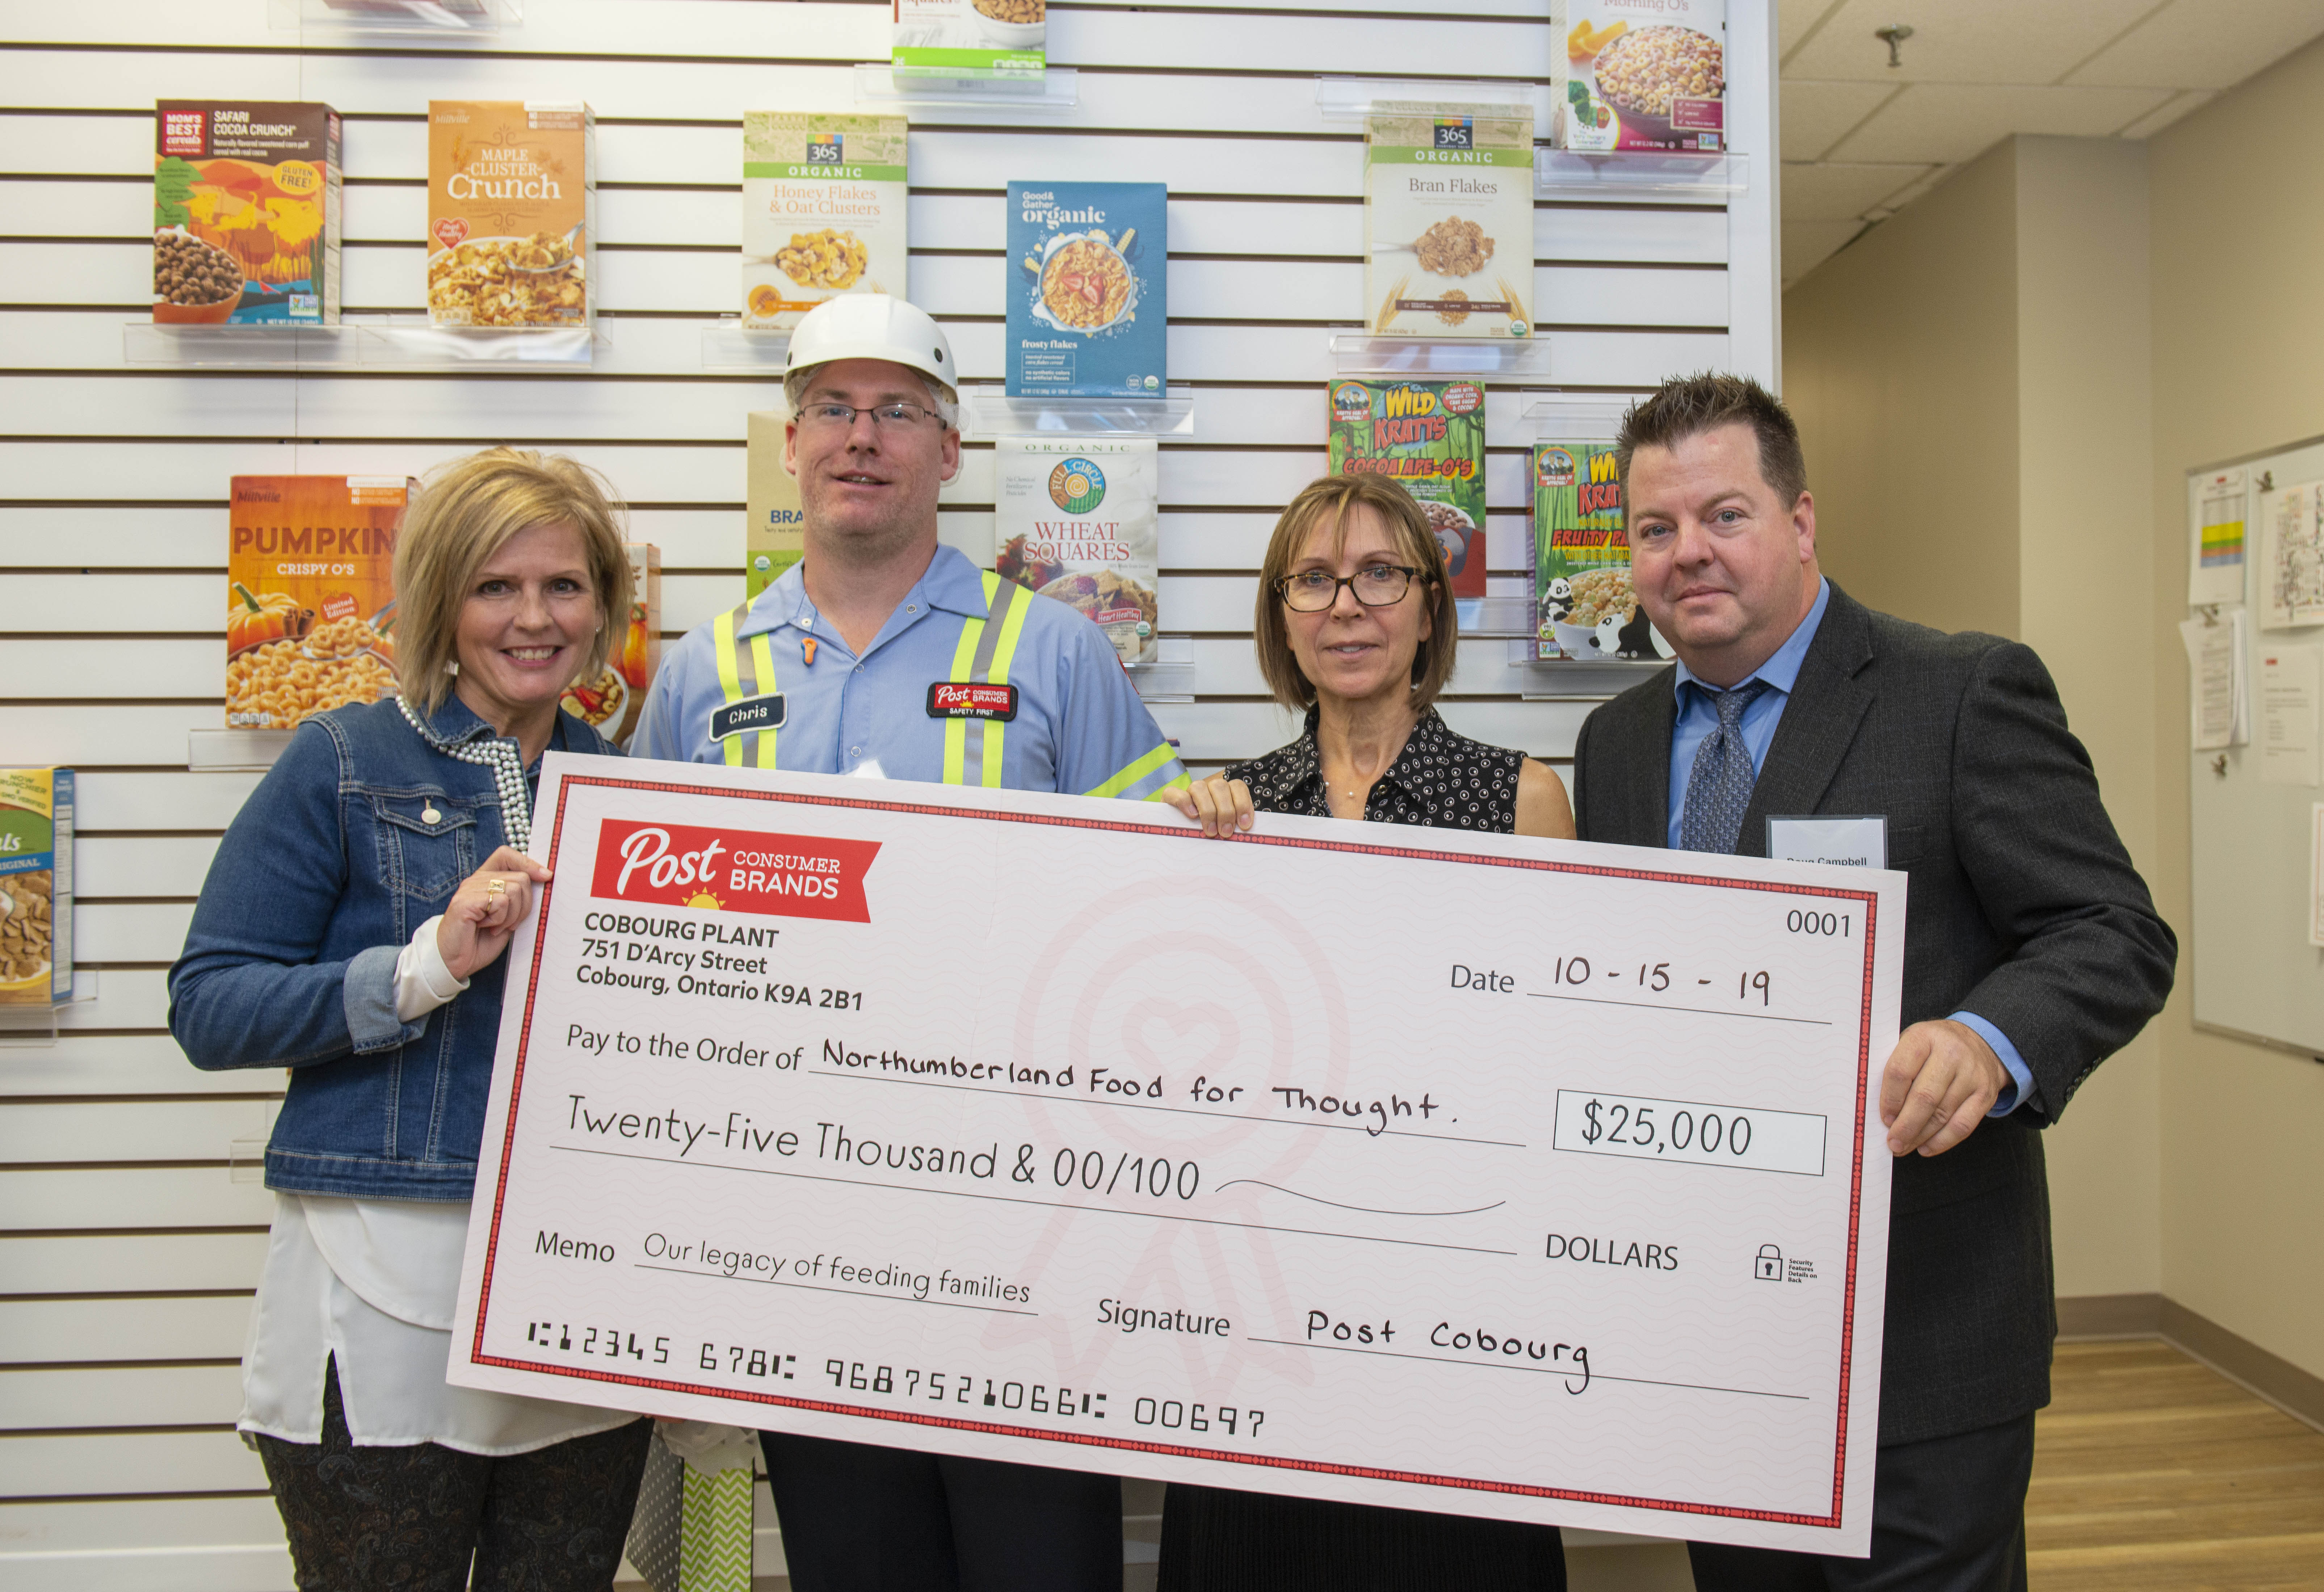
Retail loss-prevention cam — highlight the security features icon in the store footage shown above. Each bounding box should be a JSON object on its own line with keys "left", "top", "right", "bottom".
{"left": 1754, "top": 1244, "right": 1784, "bottom": 1281}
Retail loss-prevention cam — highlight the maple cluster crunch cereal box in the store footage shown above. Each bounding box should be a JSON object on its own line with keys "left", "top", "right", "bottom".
{"left": 227, "top": 476, "right": 411, "bottom": 730}
{"left": 154, "top": 101, "right": 341, "bottom": 325}
{"left": 0, "top": 768, "right": 72, "bottom": 1009}
{"left": 1328, "top": 379, "right": 1488, "bottom": 604}
{"left": 428, "top": 101, "right": 595, "bottom": 328}
{"left": 1363, "top": 105, "right": 1534, "bottom": 341}
{"left": 742, "top": 113, "right": 909, "bottom": 331}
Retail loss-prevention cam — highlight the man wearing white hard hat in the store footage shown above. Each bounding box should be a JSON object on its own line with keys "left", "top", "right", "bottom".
{"left": 632, "top": 294, "right": 1187, "bottom": 1589}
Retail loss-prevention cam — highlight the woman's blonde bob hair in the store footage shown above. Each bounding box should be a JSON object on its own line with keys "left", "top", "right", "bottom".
{"left": 392, "top": 449, "right": 634, "bottom": 714}
{"left": 1253, "top": 475, "right": 1460, "bottom": 714}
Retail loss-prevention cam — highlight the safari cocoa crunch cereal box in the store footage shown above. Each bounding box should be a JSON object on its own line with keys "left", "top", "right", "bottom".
{"left": 154, "top": 101, "right": 341, "bottom": 325}
{"left": 1362, "top": 105, "right": 1534, "bottom": 341}
{"left": 227, "top": 476, "right": 411, "bottom": 730}
{"left": 1556, "top": 0, "right": 1727, "bottom": 153}
{"left": 741, "top": 113, "right": 909, "bottom": 331}
{"left": 1327, "top": 379, "right": 1488, "bottom": 604}
{"left": 0, "top": 768, "right": 72, "bottom": 1009}
{"left": 427, "top": 101, "right": 595, "bottom": 327}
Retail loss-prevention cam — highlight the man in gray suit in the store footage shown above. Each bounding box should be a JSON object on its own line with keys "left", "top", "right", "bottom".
{"left": 1570, "top": 374, "right": 2174, "bottom": 1591}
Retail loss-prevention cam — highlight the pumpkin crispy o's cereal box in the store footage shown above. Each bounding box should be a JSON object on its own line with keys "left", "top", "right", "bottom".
{"left": 154, "top": 101, "right": 341, "bottom": 325}
{"left": 227, "top": 477, "right": 410, "bottom": 730}
{"left": 428, "top": 101, "right": 595, "bottom": 328}
{"left": 562, "top": 544, "right": 659, "bottom": 748}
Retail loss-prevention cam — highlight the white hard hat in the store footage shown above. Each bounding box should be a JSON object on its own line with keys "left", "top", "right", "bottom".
{"left": 784, "top": 294, "right": 957, "bottom": 399}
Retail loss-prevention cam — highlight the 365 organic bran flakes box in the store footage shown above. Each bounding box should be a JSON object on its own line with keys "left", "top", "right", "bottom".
{"left": 995, "top": 437, "right": 1160, "bottom": 666}
{"left": 0, "top": 768, "right": 71, "bottom": 1009}
{"left": 1363, "top": 105, "right": 1534, "bottom": 341}
{"left": 742, "top": 113, "right": 909, "bottom": 331}
{"left": 1555, "top": 0, "right": 1727, "bottom": 153}
{"left": 1327, "top": 379, "right": 1488, "bottom": 603}
{"left": 154, "top": 101, "right": 341, "bottom": 325}
{"left": 427, "top": 101, "right": 594, "bottom": 327}
{"left": 227, "top": 476, "right": 410, "bottom": 730}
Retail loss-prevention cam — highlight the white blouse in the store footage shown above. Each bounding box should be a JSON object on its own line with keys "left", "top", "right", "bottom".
{"left": 239, "top": 917, "right": 639, "bottom": 1455}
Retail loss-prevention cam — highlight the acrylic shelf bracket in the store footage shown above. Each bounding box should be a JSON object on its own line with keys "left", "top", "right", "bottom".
{"left": 1534, "top": 150, "right": 1747, "bottom": 199}
{"left": 853, "top": 64, "right": 1079, "bottom": 114}
{"left": 124, "top": 319, "right": 601, "bottom": 371}
{"left": 959, "top": 387, "right": 1195, "bottom": 440}
{"left": 270, "top": 0, "right": 521, "bottom": 37}
{"left": 701, "top": 321, "right": 793, "bottom": 374}
{"left": 1329, "top": 334, "right": 1552, "bottom": 381}
{"left": 1314, "top": 77, "right": 1545, "bottom": 123}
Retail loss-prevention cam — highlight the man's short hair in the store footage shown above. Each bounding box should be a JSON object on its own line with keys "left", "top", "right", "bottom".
{"left": 783, "top": 364, "right": 959, "bottom": 433}
{"left": 1615, "top": 373, "right": 1807, "bottom": 513}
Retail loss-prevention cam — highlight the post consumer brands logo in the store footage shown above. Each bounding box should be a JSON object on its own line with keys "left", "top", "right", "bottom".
{"left": 591, "top": 818, "right": 880, "bottom": 923}
{"left": 1048, "top": 459, "right": 1107, "bottom": 513}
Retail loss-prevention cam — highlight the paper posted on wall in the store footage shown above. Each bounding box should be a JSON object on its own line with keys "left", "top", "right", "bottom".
{"left": 2187, "top": 466, "right": 2248, "bottom": 610}
{"left": 2259, "top": 481, "right": 2324, "bottom": 630}
{"left": 2260, "top": 647, "right": 2320, "bottom": 787}
{"left": 2312, "top": 804, "right": 2324, "bottom": 949}
{"left": 2179, "top": 611, "right": 2249, "bottom": 753}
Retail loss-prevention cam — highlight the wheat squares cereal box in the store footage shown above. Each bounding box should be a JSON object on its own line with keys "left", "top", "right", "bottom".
{"left": 995, "top": 437, "right": 1160, "bottom": 667}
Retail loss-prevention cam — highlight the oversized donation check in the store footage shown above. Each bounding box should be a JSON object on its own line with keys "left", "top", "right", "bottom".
{"left": 450, "top": 753, "right": 1903, "bottom": 1553}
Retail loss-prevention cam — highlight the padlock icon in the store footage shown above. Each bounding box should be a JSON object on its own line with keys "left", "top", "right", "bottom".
{"left": 1754, "top": 1244, "right": 1784, "bottom": 1281}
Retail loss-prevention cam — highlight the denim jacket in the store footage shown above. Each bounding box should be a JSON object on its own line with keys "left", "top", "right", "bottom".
{"left": 169, "top": 694, "right": 618, "bottom": 1200}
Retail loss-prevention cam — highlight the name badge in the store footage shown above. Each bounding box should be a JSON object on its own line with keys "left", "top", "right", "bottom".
{"left": 1766, "top": 815, "right": 1887, "bottom": 869}
{"left": 709, "top": 693, "right": 786, "bottom": 741}
{"left": 927, "top": 682, "right": 1018, "bottom": 721}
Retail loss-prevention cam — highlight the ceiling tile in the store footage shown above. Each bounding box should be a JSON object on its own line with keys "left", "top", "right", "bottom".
{"left": 1780, "top": 0, "right": 1852, "bottom": 60}
{"left": 1782, "top": 79, "right": 1901, "bottom": 160}
{"left": 2118, "top": 88, "right": 2217, "bottom": 137}
{"left": 1780, "top": 162, "right": 1936, "bottom": 220}
{"left": 1863, "top": 164, "right": 1953, "bottom": 217}
{"left": 2066, "top": 0, "right": 2324, "bottom": 89}
{"left": 1823, "top": 82, "right": 2173, "bottom": 163}
{"left": 1783, "top": 219, "right": 1869, "bottom": 287}
{"left": 1785, "top": 0, "right": 2158, "bottom": 85}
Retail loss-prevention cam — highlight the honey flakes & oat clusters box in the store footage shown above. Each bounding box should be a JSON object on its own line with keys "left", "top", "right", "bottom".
{"left": 742, "top": 113, "right": 909, "bottom": 332}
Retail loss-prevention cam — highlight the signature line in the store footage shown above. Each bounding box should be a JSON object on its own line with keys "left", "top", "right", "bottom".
{"left": 1525, "top": 992, "right": 1832, "bottom": 1027}
{"left": 1247, "top": 1337, "right": 1807, "bottom": 1400}
{"left": 634, "top": 1262, "right": 1038, "bottom": 1317}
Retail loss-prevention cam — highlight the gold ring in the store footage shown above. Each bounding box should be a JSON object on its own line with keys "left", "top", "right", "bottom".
{"left": 487, "top": 879, "right": 507, "bottom": 898}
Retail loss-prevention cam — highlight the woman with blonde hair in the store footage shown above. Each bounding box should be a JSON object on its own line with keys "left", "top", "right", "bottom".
{"left": 171, "top": 449, "right": 646, "bottom": 1589}
{"left": 1159, "top": 473, "right": 1573, "bottom": 1591}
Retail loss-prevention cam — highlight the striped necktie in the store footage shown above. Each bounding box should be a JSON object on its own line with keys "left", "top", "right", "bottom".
{"left": 1678, "top": 679, "right": 1773, "bottom": 854}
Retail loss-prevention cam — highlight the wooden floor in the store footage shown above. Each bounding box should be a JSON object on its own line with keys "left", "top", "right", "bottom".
{"left": 2027, "top": 1339, "right": 2324, "bottom": 1591}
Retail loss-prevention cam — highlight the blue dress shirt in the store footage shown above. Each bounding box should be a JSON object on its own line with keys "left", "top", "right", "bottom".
{"left": 1664, "top": 577, "right": 2033, "bottom": 1117}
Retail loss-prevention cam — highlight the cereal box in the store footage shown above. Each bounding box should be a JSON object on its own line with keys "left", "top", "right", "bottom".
{"left": 742, "top": 113, "right": 909, "bottom": 331}
{"left": 1556, "top": 0, "right": 1727, "bottom": 153}
{"left": 892, "top": 0, "right": 1044, "bottom": 82}
{"left": 563, "top": 544, "right": 658, "bottom": 747}
{"left": 995, "top": 437, "right": 1159, "bottom": 666}
{"left": 1327, "top": 379, "right": 1488, "bottom": 604}
{"left": 226, "top": 476, "right": 409, "bottom": 730}
{"left": 427, "top": 101, "right": 594, "bottom": 328}
{"left": 154, "top": 101, "right": 340, "bottom": 325}
{"left": 0, "top": 769, "right": 72, "bottom": 1009}
{"left": 746, "top": 410, "right": 806, "bottom": 598}
{"left": 1363, "top": 106, "right": 1534, "bottom": 341}
{"left": 1535, "top": 438, "right": 1655, "bottom": 658}
{"left": 1006, "top": 182, "right": 1167, "bottom": 399}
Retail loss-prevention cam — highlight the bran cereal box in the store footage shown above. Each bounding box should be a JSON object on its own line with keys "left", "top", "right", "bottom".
{"left": 1328, "top": 379, "right": 1488, "bottom": 604}
{"left": 995, "top": 437, "right": 1160, "bottom": 666}
{"left": 1363, "top": 105, "right": 1534, "bottom": 340}
{"left": 0, "top": 769, "right": 71, "bottom": 1009}
{"left": 742, "top": 113, "right": 909, "bottom": 331}
{"left": 1556, "top": 0, "right": 1727, "bottom": 153}
{"left": 227, "top": 476, "right": 409, "bottom": 729}
{"left": 746, "top": 411, "right": 806, "bottom": 598}
{"left": 427, "top": 101, "right": 595, "bottom": 327}
{"left": 154, "top": 101, "right": 341, "bottom": 325}
{"left": 562, "top": 544, "right": 659, "bottom": 748}
{"left": 893, "top": 0, "right": 1045, "bottom": 82}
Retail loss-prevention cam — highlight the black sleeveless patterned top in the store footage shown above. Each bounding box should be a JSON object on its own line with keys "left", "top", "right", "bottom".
{"left": 1225, "top": 707, "right": 1525, "bottom": 832}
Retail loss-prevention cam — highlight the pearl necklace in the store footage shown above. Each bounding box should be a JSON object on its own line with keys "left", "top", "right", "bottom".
{"left": 397, "top": 695, "right": 533, "bottom": 853}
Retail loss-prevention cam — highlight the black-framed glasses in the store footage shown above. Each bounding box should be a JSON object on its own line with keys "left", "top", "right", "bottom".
{"left": 797, "top": 400, "right": 945, "bottom": 432}
{"left": 1276, "top": 564, "right": 1421, "bottom": 612}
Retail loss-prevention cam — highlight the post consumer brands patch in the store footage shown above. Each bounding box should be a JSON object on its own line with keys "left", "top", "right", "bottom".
{"left": 590, "top": 818, "right": 879, "bottom": 922}
{"left": 709, "top": 694, "right": 786, "bottom": 741}
{"left": 926, "top": 682, "right": 1018, "bottom": 721}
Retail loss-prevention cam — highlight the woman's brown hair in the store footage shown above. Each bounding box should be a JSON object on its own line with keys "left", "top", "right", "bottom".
{"left": 392, "top": 449, "right": 634, "bottom": 713}
{"left": 1252, "top": 475, "right": 1459, "bottom": 713}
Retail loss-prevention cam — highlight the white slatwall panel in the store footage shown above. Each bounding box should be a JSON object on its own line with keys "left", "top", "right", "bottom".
{"left": 0, "top": 3, "right": 1776, "bottom": 1583}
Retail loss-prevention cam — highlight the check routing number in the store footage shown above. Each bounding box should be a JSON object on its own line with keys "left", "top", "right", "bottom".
{"left": 450, "top": 755, "right": 1904, "bottom": 1554}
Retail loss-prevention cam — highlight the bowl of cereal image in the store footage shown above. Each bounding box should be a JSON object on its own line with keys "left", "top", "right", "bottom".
{"left": 1028, "top": 228, "right": 1139, "bottom": 336}
{"left": 428, "top": 233, "right": 587, "bottom": 327}
{"left": 1546, "top": 566, "right": 1665, "bottom": 659}
{"left": 154, "top": 228, "right": 245, "bottom": 324}
{"left": 1590, "top": 24, "right": 1726, "bottom": 146}
{"left": 974, "top": 0, "right": 1045, "bottom": 50}
{"left": 1416, "top": 500, "right": 1476, "bottom": 579}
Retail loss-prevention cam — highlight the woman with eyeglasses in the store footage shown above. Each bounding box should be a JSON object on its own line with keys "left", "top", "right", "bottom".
{"left": 1156, "top": 473, "right": 1573, "bottom": 1591}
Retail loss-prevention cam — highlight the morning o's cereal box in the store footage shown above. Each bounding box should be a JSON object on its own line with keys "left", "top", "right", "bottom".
{"left": 1327, "top": 379, "right": 1488, "bottom": 605}
{"left": 154, "top": 101, "right": 341, "bottom": 325}
{"left": 227, "top": 477, "right": 410, "bottom": 730}
{"left": 995, "top": 437, "right": 1159, "bottom": 667}
{"left": 1363, "top": 105, "right": 1534, "bottom": 341}
{"left": 742, "top": 113, "right": 909, "bottom": 332}
{"left": 1556, "top": 0, "right": 1727, "bottom": 153}
{"left": 427, "top": 101, "right": 594, "bottom": 328}
{"left": 0, "top": 769, "right": 72, "bottom": 1009}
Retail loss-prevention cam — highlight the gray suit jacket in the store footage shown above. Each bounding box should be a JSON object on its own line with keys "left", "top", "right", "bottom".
{"left": 1571, "top": 581, "right": 2175, "bottom": 1445}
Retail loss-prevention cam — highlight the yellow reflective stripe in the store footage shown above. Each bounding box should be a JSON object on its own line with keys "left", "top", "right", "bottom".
{"left": 713, "top": 608, "right": 745, "bottom": 768}
{"left": 979, "top": 577, "right": 1034, "bottom": 788}
{"left": 1084, "top": 741, "right": 1180, "bottom": 801}
{"left": 748, "top": 632, "right": 780, "bottom": 768}
{"left": 941, "top": 607, "right": 986, "bottom": 786}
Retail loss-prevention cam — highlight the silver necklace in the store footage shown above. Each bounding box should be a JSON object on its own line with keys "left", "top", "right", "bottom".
{"left": 397, "top": 695, "right": 533, "bottom": 852}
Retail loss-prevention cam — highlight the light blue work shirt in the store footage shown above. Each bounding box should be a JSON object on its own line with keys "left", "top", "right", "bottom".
{"left": 631, "top": 545, "right": 1189, "bottom": 802}
{"left": 1666, "top": 576, "right": 2033, "bottom": 1117}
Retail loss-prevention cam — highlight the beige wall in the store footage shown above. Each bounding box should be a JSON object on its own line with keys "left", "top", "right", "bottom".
{"left": 1783, "top": 136, "right": 2166, "bottom": 1299}
{"left": 2147, "top": 39, "right": 2324, "bottom": 1378}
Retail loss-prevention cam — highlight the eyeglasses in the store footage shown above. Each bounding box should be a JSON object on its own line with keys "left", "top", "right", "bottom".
{"left": 1276, "top": 564, "right": 1421, "bottom": 612}
{"left": 796, "top": 401, "right": 945, "bottom": 432}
